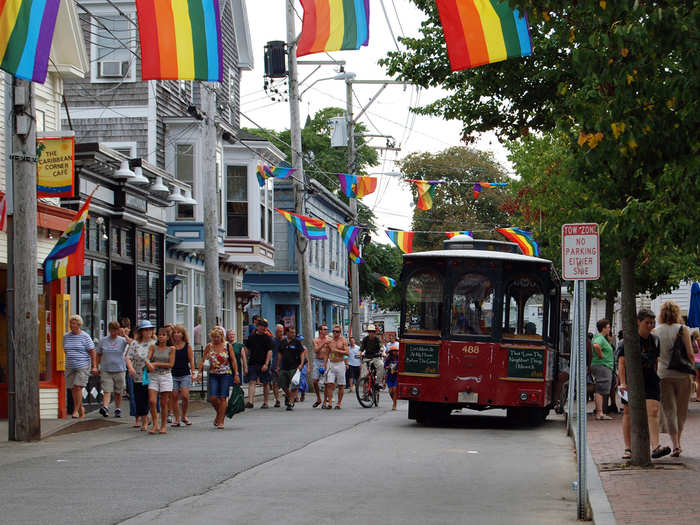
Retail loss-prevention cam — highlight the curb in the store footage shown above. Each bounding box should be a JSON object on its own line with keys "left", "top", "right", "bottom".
{"left": 585, "top": 443, "right": 616, "bottom": 525}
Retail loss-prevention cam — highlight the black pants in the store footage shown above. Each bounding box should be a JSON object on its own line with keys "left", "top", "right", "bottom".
{"left": 346, "top": 365, "right": 361, "bottom": 387}
{"left": 132, "top": 382, "right": 150, "bottom": 417}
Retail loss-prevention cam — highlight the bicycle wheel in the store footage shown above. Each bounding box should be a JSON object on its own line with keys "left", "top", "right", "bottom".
{"left": 356, "top": 377, "right": 373, "bottom": 408}
{"left": 373, "top": 385, "right": 379, "bottom": 407}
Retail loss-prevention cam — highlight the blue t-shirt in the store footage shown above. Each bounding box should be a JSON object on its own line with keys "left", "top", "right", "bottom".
{"left": 97, "top": 335, "right": 128, "bottom": 372}
{"left": 63, "top": 330, "right": 95, "bottom": 370}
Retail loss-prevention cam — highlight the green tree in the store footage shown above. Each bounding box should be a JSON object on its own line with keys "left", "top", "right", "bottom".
{"left": 400, "top": 146, "right": 512, "bottom": 252}
{"left": 383, "top": 1, "right": 700, "bottom": 465}
{"left": 358, "top": 243, "right": 403, "bottom": 311}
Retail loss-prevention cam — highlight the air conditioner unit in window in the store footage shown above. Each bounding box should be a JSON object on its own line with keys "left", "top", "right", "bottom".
{"left": 329, "top": 261, "right": 337, "bottom": 270}
{"left": 99, "top": 61, "right": 127, "bottom": 78}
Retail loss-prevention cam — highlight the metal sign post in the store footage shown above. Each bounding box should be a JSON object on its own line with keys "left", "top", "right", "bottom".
{"left": 562, "top": 223, "right": 600, "bottom": 520}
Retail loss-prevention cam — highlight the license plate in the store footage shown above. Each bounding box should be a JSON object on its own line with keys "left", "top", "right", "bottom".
{"left": 458, "top": 392, "right": 478, "bottom": 403}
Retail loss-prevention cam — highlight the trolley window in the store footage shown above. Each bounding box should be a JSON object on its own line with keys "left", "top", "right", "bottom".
{"left": 502, "top": 275, "right": 545, "bottom": 340}
{"left": 404, "top": 270, "right": 443, "bottom": 336}
{"left": 451, "top": 273, "right": 494, "bottom": 337}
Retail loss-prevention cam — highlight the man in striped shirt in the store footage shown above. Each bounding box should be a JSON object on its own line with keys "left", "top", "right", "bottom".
{"left": 63, "top": 315, "right": 96, "bottom": 418}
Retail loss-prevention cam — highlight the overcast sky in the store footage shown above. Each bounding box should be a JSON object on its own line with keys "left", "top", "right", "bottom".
{"left": 240, "top": 0, "right": 509, "bottom": 236}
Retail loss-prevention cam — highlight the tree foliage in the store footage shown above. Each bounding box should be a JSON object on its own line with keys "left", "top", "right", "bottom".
{"left": 400, "top": 146, "right": 513, "bottom": 252}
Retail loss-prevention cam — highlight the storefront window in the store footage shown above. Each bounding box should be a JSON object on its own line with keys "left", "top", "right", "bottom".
{"left": 80, "top": 260, "right": 107, "bottom": 339}
{"left": 175, "top": 270, "right": 189, "bottom": 326}
{"left": 80, "top": 261, "right": 93, "bottom": 336}
{"left": 137, "top": 269, "right": 148, "bottom": 322}
{"left": 193, "top": 272, "right": 205, "bottom": 348}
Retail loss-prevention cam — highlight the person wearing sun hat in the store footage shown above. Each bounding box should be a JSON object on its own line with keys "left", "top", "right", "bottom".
{"left": 360, "top": 324, "right": 385, "bottom": 389}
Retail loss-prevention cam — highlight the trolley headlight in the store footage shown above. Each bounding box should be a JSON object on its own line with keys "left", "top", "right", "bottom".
{"left": 519, "top": 392, "right": 529, "bottom": 401}
{"left": 411, "top": 387, "right": 420, "bottom": 396}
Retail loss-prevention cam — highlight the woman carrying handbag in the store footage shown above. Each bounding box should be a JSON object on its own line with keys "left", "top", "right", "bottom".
{"left": 653, "top": 301, "right": 695, "bottom": 457}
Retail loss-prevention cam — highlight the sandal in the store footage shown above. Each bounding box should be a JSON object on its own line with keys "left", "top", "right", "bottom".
{"left": 182, "top": 417, "right": 192, "bottom": 426}
{"left": 671, "top": 447, "right": 682, "bottom": 457}
{"left": 313, "top": 401, "right": 322, "bottom": 408}
{"left": 334, "top": 405, "right": 341, "bottom": 410}
{"left": 651, "top": 445, "right": 671, "bottom": 459}
{"left": 595, "top": 414, "right": 613, "bottom": 420}
{"left": 622, "top": 449, "right": 631, "bottom": 460}
{"left": 171, "top": 422, "right": 181, "bottom": 427}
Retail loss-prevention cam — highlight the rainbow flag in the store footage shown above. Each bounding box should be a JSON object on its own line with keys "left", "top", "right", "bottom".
{"left": 446, "top": 231, "right": 473, "bottom": 238}
{"left": 473, "top": 181, "right": 508, "bottom": 199}
{"left": 297, "top": 0, "right": 370, "bottom": 57}
{"left": 385, "top": 230, "right": 414, "bottom": 254}
{"left": 276, "top": 208, "right": 327, "bottom": 240}
{"left": 256, "top": 165, "right": 295, "bottom": 187}
{"left": 337, "top": 173, "right": 377, "bottom": 198}
{"left": 135, "top": 0, "right": 223, "bottom": 81}
{"left": 496, "top": 227, "right": 539, "bottom": 257}
{"left": 435, "top": 0, "right": 532, "bottom": 71}
{"left": 44, "top": 194, "right": 93, "bottom": 283}
{"left": 407, "top": 179, "right": 443, "bottom": 211}
{"left": 0, "top": 0, "right": 61, "bottom": 83}
{"left": 338, "top": 224, "right": 364, "bottom": 264}
{"left": 379, "top": 276, "right": 397, "bottom": 289}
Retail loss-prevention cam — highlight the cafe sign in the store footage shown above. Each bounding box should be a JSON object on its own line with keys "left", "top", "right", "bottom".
{"left": 37, "top": 134, "right": 75, "bottom": 198}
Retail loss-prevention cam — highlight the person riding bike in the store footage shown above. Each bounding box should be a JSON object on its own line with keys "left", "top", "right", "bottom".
{"left": 359, "top": 325, "right": 385, "bottom": 389}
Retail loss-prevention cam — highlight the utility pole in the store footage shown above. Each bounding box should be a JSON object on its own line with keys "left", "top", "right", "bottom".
{"left": 346, "top": 80, "right": 360, "bottom": 341}
{"left": 286, "top": 2, "right": 314, "bottom": 353}
{"left": 201, "top": 84, "right": 220, "bottom": 332}
{"left": 11, "top": 78, "right": 40, "bottom": 441}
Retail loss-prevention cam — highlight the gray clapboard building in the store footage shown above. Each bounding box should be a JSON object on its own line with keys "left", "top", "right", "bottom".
{"left": 61, "top": 0, "right": 280, "bottom": 345}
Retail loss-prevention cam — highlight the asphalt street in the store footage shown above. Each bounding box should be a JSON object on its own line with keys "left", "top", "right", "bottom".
{"left": 0, "top": 394, "right": 577, "bottom": 525}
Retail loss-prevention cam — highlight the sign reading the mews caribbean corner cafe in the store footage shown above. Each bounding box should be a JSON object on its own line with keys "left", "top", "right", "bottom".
{"left": 37, "top": 135, "right": 75, "bottom": 198}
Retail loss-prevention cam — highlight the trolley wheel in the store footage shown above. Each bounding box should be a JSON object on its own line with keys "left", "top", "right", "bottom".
{"left": 356, "top": 377, "right": 373, "bottom": 408}
{"left": 507, "top": 407, "right": 548, "bottom": 426}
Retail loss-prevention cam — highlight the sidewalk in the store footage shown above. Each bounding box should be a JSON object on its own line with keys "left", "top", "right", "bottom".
{"left": 587, "top": 401, "right": 700, "bottom": 524}
{"left": 0, "top": 382, "right": 273, "bottom": 441}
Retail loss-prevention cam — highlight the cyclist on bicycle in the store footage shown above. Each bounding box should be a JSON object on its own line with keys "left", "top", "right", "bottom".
{"left": 359, "top": 325, "right": 385, "bottom": 389}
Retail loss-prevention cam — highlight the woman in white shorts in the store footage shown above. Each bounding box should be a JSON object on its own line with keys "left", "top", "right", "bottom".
{"left": 146, "top": 327, "right": 175, "bottom": 434}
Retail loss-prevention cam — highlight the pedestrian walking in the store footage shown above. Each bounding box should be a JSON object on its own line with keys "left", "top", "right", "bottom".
{"left": 360, "top": 325, "right": 385, "bottom": 389}
{"left": 591, "top": 318, "right": 615, "bottom": 420}
{"left": 226, "top": 329, "right": 247, "bottom": 386}
{"left": 277, "top": 326, "right": 306, "bottom": 411}
{"left": 346, "top": 336, "right": 361, "bottom": 392}
{"left": 63, "top": 315, "right": 97, "bottom": 419}
{"left": 96, "top": 321, "right": 128, "bottom": 418}
{"left": 324, "top": 325, "right": 349, "bottom": 409}
{"left": 312, "top": 325, "right": 332, "bottom": 407}
{"left": 618, "top": 308, "right": 670, "bottom": 459}
{"left": 244, "top": 319, "right": 273, "bottom": 409}
{"left": 692, "top": 329, "right": 700, "bottom": 401}
{"left": 146, "top": 327, "right": 175, "bottom": 434}
{"left": 653, "top": 301, "right": 695, "bottom": 457}
{"left": 120, "top": 317, "right": 137, "bottom": 421}
{"left": 170, "top": 325, "right": 195, "bottom": 427}
{"left": 125, "top": 320, "right": 155, "bottom": 431}
{"left": 271, "top": 324, "right": 284, "bottom": 408}
{"left": 197, "top": 327, "right": 239, "bottom": 429}
{"left": 385, "top": 345, "right": 399, "bottom": 410}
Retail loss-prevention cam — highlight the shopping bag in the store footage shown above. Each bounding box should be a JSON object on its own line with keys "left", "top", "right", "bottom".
{"left": 290, "top": 369, "right": 301, "bottom": 390}
{"left": 226, "top": 384, "right": 246, "bottom": 418}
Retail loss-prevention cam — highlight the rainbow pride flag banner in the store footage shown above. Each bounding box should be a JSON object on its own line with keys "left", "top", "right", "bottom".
{"left": 385, "top": 230, "right": 414, "bottom": 254}
{"left": 435, "top": 0, "right": 532, "bottom": 71}
{"left": 256, "top": 165, "right": 295, "bottom": 187}
{"left": 276, "top": 208, "right": 327, "bottom": 240}
{"left": 473, "top": 181, "right": 508, "bottom": 199}
{"left": 407, "top": 179, "right": 444, "bottom": 211}
{"left": 136, "top": 0, "right": 223, "bottom": 81}
{"left": 379, "top": 276, "right": 397, "bottom": 289}
{"left": 496, "top": 227, "right": 539, "bottom": 257}
{"left": 337, "top": 224, "right": 364, "bottom": 264}
{"left": 337, "top": 173, "right": 377, "bottom": 198}
{"left": 44, "top": 193, "right": 93, "bottom": 283}
{"left": 446, "top": 231, "right": 473, "bottom": 239}
{"left": 297, "top": 0, "right": 370, "bottom": 57}
{"left": 0, "top": 0, "right": 61, "bottom": 83}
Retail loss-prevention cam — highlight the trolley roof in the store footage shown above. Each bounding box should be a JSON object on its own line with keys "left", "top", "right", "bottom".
{"left": 403, "top": 249, "right": 552, "bottom": 265}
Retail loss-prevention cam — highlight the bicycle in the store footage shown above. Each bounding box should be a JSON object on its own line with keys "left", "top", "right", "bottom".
{"left": 356, "top": 359, "right": 380, "bottom": 408}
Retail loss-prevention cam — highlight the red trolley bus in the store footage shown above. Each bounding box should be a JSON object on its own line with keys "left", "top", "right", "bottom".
{"left": 398, "top": 235, "right": 562, "bottom": 425}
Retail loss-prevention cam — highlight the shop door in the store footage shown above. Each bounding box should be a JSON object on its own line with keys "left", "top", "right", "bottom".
{"left": 111, "top": 263, "right": 135, "bottom": 326}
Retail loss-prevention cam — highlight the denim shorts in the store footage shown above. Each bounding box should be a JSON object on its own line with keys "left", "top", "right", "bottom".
{"left": 208, "top": 373, "right": 233, "bottom": 398}
{"left": 172, "top": 374, "right": 192, "bottom": 390}
{"left": 247, "top": 364, "right": 271, "bottom": 384}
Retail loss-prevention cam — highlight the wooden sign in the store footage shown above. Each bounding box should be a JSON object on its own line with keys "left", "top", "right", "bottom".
{"left": 402, "top": 341, "right": 440, "bottom": 376}
{"left": 37, "top": 135, "right": 75, "bottom": 198}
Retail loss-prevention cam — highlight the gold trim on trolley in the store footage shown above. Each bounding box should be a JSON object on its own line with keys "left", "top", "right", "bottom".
{"left": 401, "top": 339, "right": 441, "bottom": 345}
{"left": 500, "top": 344, "right": 547, "bottom": 350}
{"left": 400, "top": 372, "right": 440, "bottom": 378}
{"left": 497, "top": 377, "right": 545, "bottom": 383}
